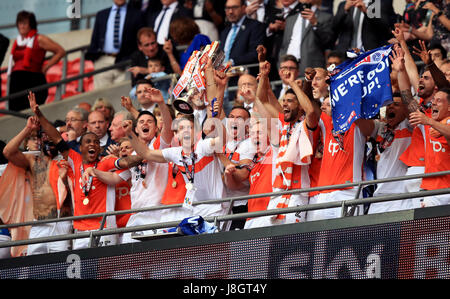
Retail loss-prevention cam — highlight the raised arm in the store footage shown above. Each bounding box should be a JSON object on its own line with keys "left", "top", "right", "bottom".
{"left": 121, "top": 96, "right": 139, "bottom": 119}
{"left": 412, "top": 40, "right": 450, "bottom": 89}
{"left": 2, "top": 117, "right": 38, "bottom": 170}
{"left": 144, "top": 87, "right": 173, "bottom": 144}
{"left": 390, "top": 44, "right": 420, "bottom": 113}
{"left": 392, "top": 28, "right": 420, "bottom": 91}
{"left": 285, "top": 70, "right": 320, "bottom": 129}
{"left": 28, "top": 91, "right": 68, "bottom": 159}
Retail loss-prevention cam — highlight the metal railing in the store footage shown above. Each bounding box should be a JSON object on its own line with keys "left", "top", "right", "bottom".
{"left": 0, "top": 170, "right": 448, "bottom": 250}
{"left": 0, "top": 13, "right": 97, "bottom": 31}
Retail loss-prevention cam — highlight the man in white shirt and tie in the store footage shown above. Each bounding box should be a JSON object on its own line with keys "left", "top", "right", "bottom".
{"left": 278, "top": 0, "right": 333, "bottom": 76}
{"left": 150, "top": 0, "right": 193, "bottom": 45}
{"left": 86, "top": 0, "right": 144, "bottom": 89}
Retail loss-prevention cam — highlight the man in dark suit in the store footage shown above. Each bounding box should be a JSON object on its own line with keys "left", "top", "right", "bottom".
{"left": 278, "top": 0, "right": 334, "bottom": 75}
{"left": 264, "top": 0, "right": 302, "bottom": 79}
{"left": 86, "top": 0, "right": 145, "bottom": 89}
{"left": 219, "top": 0, "right": 265, "bottom": 67}
{"left": 331, "top": 0, "right": 393, "bottom": 53}
{"left": 146, "top": 0, "right": 193, "bottom": 45}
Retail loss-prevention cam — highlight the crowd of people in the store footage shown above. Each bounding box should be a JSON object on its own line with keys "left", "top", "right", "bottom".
{"left": 0, "top": 0, "right": 449, "bottom": 258}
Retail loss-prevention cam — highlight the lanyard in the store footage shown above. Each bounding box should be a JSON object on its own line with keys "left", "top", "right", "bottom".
{"left": 180, "top": 152, "right": 197, "bottom": 184}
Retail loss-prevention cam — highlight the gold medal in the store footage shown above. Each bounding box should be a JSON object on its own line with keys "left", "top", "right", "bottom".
{"left": 142, "top": 180, "right": 148, "bottom": 189}
{"left": 172, "top": 181, "right": 177, "bottom": 188}
{"left": 83, "top": 197, "right": 89, "bottom": 205}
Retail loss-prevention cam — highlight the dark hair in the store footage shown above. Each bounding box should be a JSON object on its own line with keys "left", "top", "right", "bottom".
{"left": 16, "top": 11, "right": 37, "bottom": 30}
{"left": 135, "top": 79, "right": 153, "bottom": 88}
{"left": 429, "top": 43, "right": 447, "bottom": 59}
{"left": 169, "top": 17, "right": 199, "bottom": 45}
{"left": 279, "top": 54, "right": 299, "bottom": 68}
{"left": 438, "top": 87, "right": 450, "bottom": 101}
{"left": 327, "top": 50, "right": 345, "bottom": 61}
{"left": 79, "top": 131, "right": 99, "bottom": 145}
{"left": 285, "top": 88, "right": 297, "bottom": 97}
{"left": 137, "top": 110, "right": 158, "bottom": 127}
{"left": 229, "top": 105, "right": 251, "bottom": 119}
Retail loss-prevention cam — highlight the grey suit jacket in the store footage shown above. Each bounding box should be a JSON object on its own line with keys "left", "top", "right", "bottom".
{"left": 278, "top": 8, "right": 333, "bottom": 75}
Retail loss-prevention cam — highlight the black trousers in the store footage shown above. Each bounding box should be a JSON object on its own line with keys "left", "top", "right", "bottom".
{"left": 8, "top": 70, "right": 48, "bottom": 112}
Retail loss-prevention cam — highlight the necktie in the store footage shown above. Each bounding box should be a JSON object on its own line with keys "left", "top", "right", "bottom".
{"left": 155, "top": 6, "right": 169, "bottom": 36}
{"left": 351, "top": 8, "right": 362, "bottom": 48}
{"left": 225, "top": 24, "right": 238, "bottom": 62}
{"left": 113, "top": 6, "right": 121, "bottom": 50}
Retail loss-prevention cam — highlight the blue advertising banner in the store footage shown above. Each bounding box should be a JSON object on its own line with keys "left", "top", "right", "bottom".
{"left": 330, "top": 45, "right": 393, "bottom": 134}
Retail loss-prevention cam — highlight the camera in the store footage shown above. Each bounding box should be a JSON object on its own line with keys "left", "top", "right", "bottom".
{"left": 299, "top": 2, "right": 312, "bottom": 12}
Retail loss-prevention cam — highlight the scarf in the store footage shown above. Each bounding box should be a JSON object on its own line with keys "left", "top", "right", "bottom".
{"left": 11, "top": 29, "right": 37, "bottom": 69}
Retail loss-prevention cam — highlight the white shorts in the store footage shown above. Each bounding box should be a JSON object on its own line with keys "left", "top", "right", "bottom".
{"left": 244, "top": 192, "right": 309, "bottom": 229}
{"left": 403, "top": 166, "right": 425, "bottom": 210}
{"left": 72, "top": 229, "right": 118, "bottom": 250}
{"left": 368, "top": 192, "right": 411, "bottom": 214}
{"left": 0, "top": 234, "right": 11, "bottom": 259}
{"left": 421, "top": 193, "right": 450, "bottom": 208}
{"left": 27, "top": 221, "right": 72, "bottom": 255}
{"left": 306, "top": 188, "right": 362, "bottom": 222}
{"left": 121, "top": 211, "right": 162, "bottom": 244}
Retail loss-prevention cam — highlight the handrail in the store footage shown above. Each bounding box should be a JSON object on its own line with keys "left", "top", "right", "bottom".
{"left": 0, "top": 188, "right": 448, "bottom": 249}
{"left": 0, "top": 13, "right": 97, "bottom": 31}
{"left": 0, "top": 170, "right": 448, "bottom": 249}
{"left": 0, "top": 59, "right": 131, "bottom": 103}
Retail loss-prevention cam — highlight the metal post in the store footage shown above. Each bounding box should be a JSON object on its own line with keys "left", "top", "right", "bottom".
{"left": 61, "top": 56, "right": 68, "bottom": 96}
{"left": 78, "top": 49, "right": 86, "bottom": 92}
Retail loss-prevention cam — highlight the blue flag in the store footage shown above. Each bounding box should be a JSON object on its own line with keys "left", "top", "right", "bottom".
{"left": 330, "top": 45, "right": 393, "bottom": 134}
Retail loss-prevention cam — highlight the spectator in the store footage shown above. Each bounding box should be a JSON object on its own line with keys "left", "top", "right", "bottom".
{"left": 220, "top": 0, "right": 265, "bottom": 67}
{"left": 265, "top": 0, "right": 302, "bottom": 77}
{"left": 86, "top": 0, "right": 144, "bottom": 89}
{"left": 109, "top": 111, "right": 134, "bottom": 143}
{"left": 276, "top": 54, "right": 300, "bottom": 101}
{"left": 92, "top": 97, "right": 115, "bottom": 125}
{"left": 245, "top": 0, "right": 269, "bottom": 24}
{"left": 429, "top": 43, "right": 448, "bottom": 68}
{"left": 66, "top": 107, "right": 89, "bottom": 153}
{"left": 326, "top": 50, "right": 345, "bottom": 69}
{"left": 0, "top": 33, "right": 9, "bottom": 98}
{"left": 332, "top": 0, "right": 393, "bottom": 53}
{"left": 146, "top": 0, "right": 193, "bottom": 45}
{"left": 76, "top": 102, "right": 92, "bottom": 113}
{"left": 130, "top": 57, "right": 170, "bottom": 101}
{"left": 311, "top": 67, "right": 329, "bottom": 102}
{"left": 8, "top": 11, "right": 65, "bottom": 111}
{"left": 87, "top": 111, "right": 115, "bottom": 157}
{"left": 184, "top": 0, "right": 226, "bottom": 30}
{"left": 128, "top": 27, "right": 176, "bottom": 86}
{"left": 167, "top": 16, "right": 211, "bottom": 72}
{"left": 278, "top": 0, "right": 334, "bottom": 76}
{"left": 234, "top": 74, "right": 258, "bottom": 112}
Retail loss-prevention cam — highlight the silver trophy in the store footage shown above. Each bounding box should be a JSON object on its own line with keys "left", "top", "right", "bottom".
{"left": 172, "top": 41, "right": 227, "bottom": 114}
